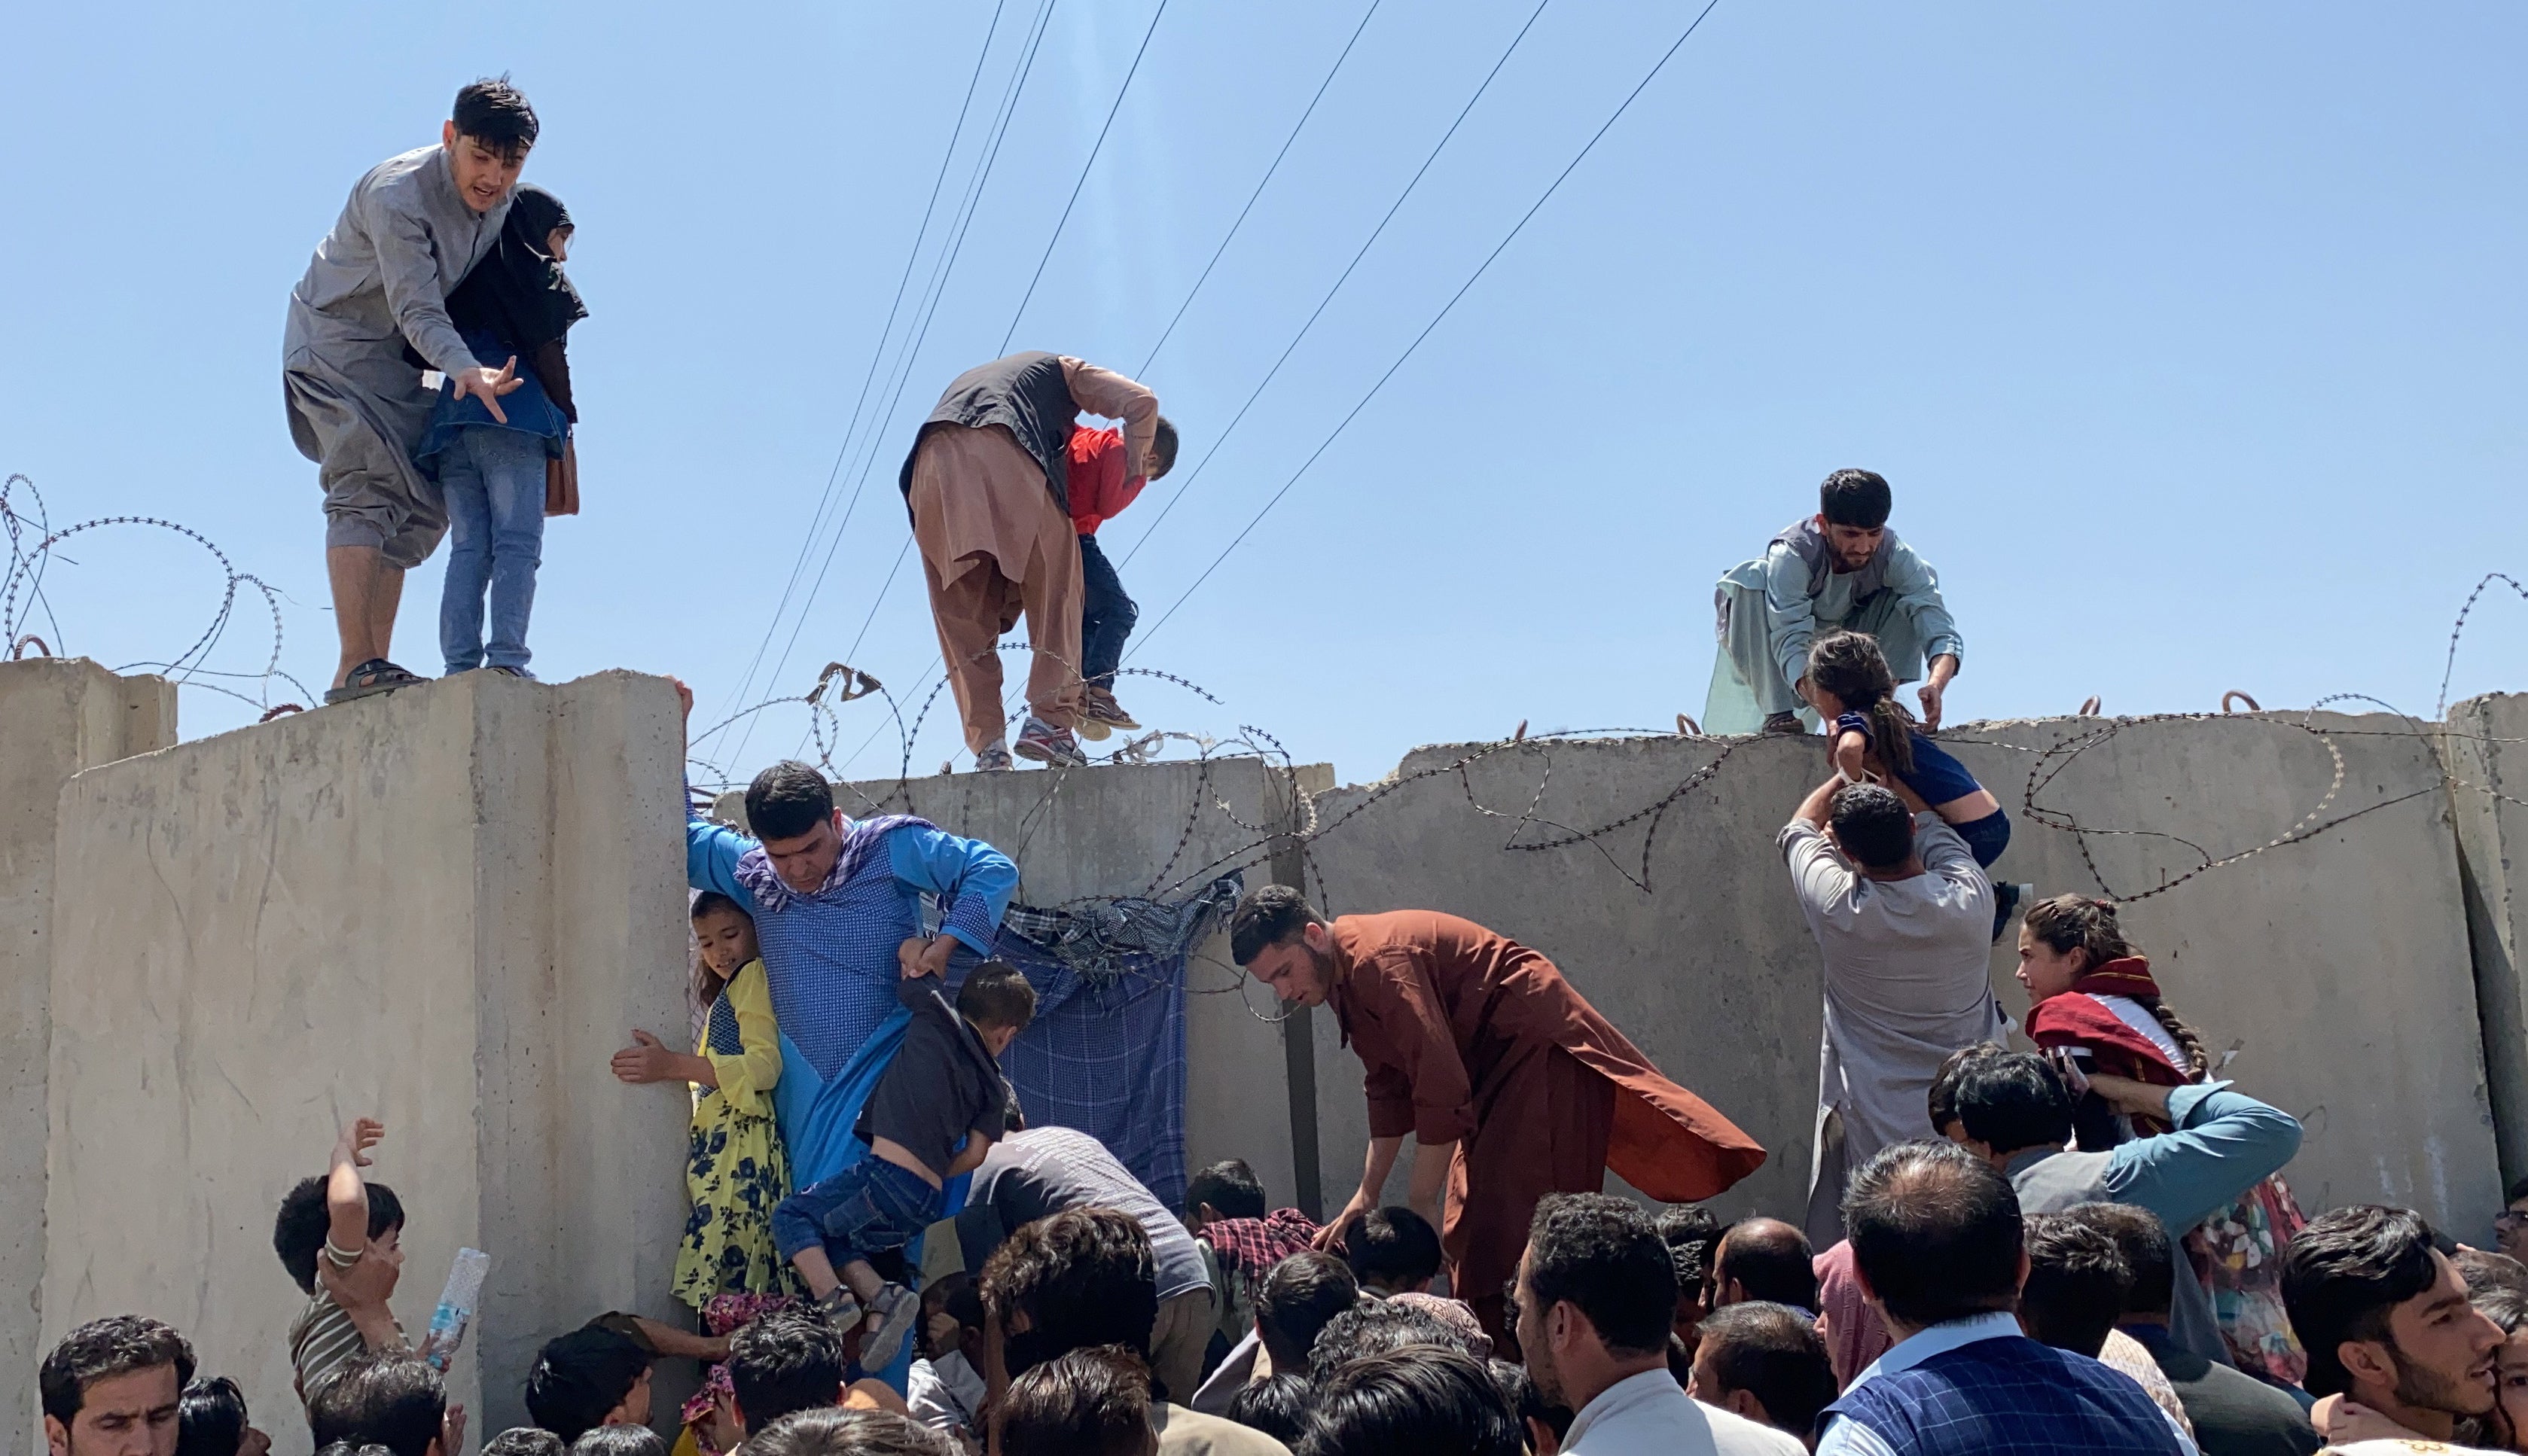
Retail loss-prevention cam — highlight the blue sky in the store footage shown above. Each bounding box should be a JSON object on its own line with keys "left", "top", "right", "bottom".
{"left": 3, "top": 2, "right": 2522, "bottom": 786}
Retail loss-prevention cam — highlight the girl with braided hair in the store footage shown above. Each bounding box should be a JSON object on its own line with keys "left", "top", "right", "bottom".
{"left": 2017, "top": 893, "right": 2312, "bottom": 1384}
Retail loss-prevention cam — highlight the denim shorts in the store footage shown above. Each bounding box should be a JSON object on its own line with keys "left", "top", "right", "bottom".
{"left": 771, "top": 1156, "right": 941, "bottom": 1264}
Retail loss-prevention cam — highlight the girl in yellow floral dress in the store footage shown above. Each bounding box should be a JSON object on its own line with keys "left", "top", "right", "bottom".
{"left": 615, "top": 891, "right": 799, "bottom": 1308}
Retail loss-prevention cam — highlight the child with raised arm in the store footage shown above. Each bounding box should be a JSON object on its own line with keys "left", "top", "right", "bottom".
{"left": 1801, "top": 628, "right": 2028, "bottom": 940}
{"left": 769, "top": 949, "right": 1035, "bottom": 1370}
{"left": 273, "top": 1119, "right": 407, "bottom": 1407}
{"left": 614, "top": 891, "right": 796, "bottom": 1308}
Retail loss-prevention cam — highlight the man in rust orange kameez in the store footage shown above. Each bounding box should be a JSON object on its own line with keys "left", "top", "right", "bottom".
{"left": 1229, "top": 885, "right": 1767, "bottom": 1346}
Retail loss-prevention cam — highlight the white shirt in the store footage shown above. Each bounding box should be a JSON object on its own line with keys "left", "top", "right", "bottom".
{"left": 1562, "top": 1369, "right": 1805, "bottom": 1456}
{"left": 907, "top": 1351, "right": 985, "bottom": 1436}
{"left": 1816, "top": 1311, "right": 2200, "bottom": 1456}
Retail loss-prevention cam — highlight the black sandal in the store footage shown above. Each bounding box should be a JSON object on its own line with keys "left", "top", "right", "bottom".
{"left": 323, "top": 659, "right": 425, "bottom": 704}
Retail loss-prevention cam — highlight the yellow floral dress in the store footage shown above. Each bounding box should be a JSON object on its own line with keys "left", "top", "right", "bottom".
{"left": 673, "top": 959, "right": 800, "bottom": 1308}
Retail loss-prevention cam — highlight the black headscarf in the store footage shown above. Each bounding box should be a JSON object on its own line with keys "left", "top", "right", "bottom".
{"left": 464, "top": 184, "right": 587, "bottom": 352}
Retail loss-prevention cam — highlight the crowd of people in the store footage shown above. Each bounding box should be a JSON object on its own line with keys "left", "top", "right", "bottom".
{"left": 219, "top": 64, "right": 2528, "bottom": 1456}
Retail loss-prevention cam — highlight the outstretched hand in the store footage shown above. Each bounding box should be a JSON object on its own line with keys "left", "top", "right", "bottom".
{"left": 613, "top": 1030, "right": 677, "bottom": 1084}
{"left": 1915, "top": 677, "right": 1947, "bottom": 730}
{"left": 335, "top": 1117, "right": 385, "bottom": 1168}
{"left": 452, "top": 356, "right": 523, "bottom": 425}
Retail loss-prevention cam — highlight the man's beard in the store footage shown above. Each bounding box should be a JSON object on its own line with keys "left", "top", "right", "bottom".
{"left": 2392, "top": 1342, "right": 2496, "bottom": 1418}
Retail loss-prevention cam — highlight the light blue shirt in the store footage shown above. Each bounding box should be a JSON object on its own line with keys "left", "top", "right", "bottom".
{"left": 2005, "top": 1080, "right": 2304, "bottom": 1240}
{"left": 1816, "top": 1312, "right": 2200, "bottom": 1456}
{"left": 1721, "top": 534, "right": 1963, "bottom": 694}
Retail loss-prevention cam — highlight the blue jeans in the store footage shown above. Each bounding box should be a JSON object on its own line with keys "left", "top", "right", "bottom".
{"left": 771, "top": 1155, "right": 941, "bottom": 1265}
{"left": 436, "top": 426, "right": 548, "bottom": 676}
{"left": 1955, "top": 808, "right": 2011, "bottom": 869}
{"left": 1078, "top": 534, "right": 1136, "bottom": 688}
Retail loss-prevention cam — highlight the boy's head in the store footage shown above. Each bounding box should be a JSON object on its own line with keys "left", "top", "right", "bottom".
{"left": 174, "top": 1377, "right": 247, "bottom": 1456}
{"left": 482, "top": 1431, "right": 564, "bottom": 1456}
{"left": 727, "top": 1310, "right": 845, "bottom": 1434}
{"left": 442, "top": 78, "right": 537, "bottom": 216}
{"left": 567, "top": 1430, "right": 666, "bottom": 1456}
{"left": 1815, "top": 468, "right": 1892, "bottom": 569}
{"left": 1252, "top": 1252, "right": 1360, "bottom": 1374}
{"left": 42, "top": 1317, "right": 194, "bottom": 1456}
{"left": 1341, "top": 1207, "right": 1443, "bottom": 1295}
{"left": 980, "top": 1209, "right": 1158, "bottom": 1383}
{"left": 691, "top": 892, "right": 759, "bottom": 979}
{"left": 311, "top": 1355, "right": 446, "bottom": 1456}
{"left": 274, "top": 1177, "right": 406, "bottom": 1295}
{"left": 1145, "top": 418, "right": 1180, "bottom": 482}
{"left": 523, "top": 1328, "right": 653, "bottom": 1443}
{"left": 955, "top": 961, "right": 1036, "bottom": 1055}
{"left": 1828, "top": 783, "right": 1916, "bottom": 871}
{"left": 1183, "top": 1159, "right": 1267, "bottom": 1232}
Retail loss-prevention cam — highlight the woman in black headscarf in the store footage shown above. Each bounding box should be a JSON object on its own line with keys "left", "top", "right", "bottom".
{"left": 415, "top": 184, "right": 587, "bottom": 680}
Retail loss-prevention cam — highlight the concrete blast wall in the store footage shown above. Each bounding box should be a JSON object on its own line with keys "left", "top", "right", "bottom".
{"left": 39, "top": 671, "right": 692, "bottom": 1439}
{"left": 852, "top": 708, "right": 2502, "bottom": 1244}
{"left": 0, "top": 660, "right": 175, "bottom": 1456}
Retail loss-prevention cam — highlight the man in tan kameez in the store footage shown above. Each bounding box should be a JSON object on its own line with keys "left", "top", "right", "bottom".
{"left": 898, "top": 352, "right": 1162, "bottom": 770}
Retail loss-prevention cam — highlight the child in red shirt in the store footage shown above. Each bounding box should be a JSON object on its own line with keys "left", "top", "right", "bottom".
{"left": 1067, "top": 418, "right": 1177, "bottom": 736}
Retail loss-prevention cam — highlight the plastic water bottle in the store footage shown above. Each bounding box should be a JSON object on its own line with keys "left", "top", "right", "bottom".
{"left": 420, "top": 1248, "right": 491, "bottom": 1372}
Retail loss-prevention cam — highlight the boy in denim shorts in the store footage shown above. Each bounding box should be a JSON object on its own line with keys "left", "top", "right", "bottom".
{"left": 772, "top": 949, "right": 1034, "bottom": 1369}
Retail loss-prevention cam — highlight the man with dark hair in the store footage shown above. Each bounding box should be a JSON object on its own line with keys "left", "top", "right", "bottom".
{"left": 1230, "top": 886, "right": 1763, "bottom": 1345}
{"left": 1191, "top": 1251, "right": 1359, "bottom": 1416}
{"left": 1660, "top": 1206, "right": 1725, "bottom": 1349}
{"left": 2066, "top": 1203, "right": 2319, "bottom": 1456}
{"left": 1690, "top": 1302, "right": 1839, "bottom": 1446}
{"left": 898, "top": 352, "right": 1169, "bottom": 769}
{"left": 1782, "top": 771, "right": 2002, "bottom": 1248}
{"left": 1949, "top": 1049, "right": 2299, "bottom": 1370}
{"left": 1307, "top": 1298, "right": 1490, "bottom": 1376}
{"left": 1706, "top": 468, "right": 1962, "bottom": 736}
{"left": 1817, "top": 1143, "right": 2190, "bottom": 1454}
{"left": 1295, "top": 1348, "right": 1524, "bottom": 1456}
{"left": 726, "top": 1309, "right": 848, "bottom": 1436}
{"left": 1710, "top": 1220, "right": 1819, "bottom": 1316}
{"left": 1341, "top": 1206, "right": 1443, "bottom": 1296}
{"left": 1512, "top": 1194, "right": 1801, "bottom": 1454}
{"left": 285, "top": 78, "right": 540, "bottom": 702}
{"left": 522, "top": 1327, "right": 652, "bottom": 1443}
{"left": 741, "top": 1406, "right": 953, "bottom": 1456}
{"left": 308, "top": 1354, "right": 459, "bottom": 1456}
{"left": 2496, "top": 1175, "right": 2528, "bottom": 1261}
{"left": 979, "top": 1209, "right": 1289, "bottom": 1455}
{"left": 2014, "top": 1215, "right": 2130, "bottom": 1358}
{"left": 681, "top": 705, "right": 1017, "bottom": 1298}
{"left": 958, "top": 1126, "right": 1215, "bottom": 1408}
{"left": 997, "top": 1346, "right": 1158, "bottom": 1456}
{"left": 2280, "top": 1205, "right": 2503, "bottom": 1449}
{"left": 41, "top": 1317, "right": 194, "bottom": 1456}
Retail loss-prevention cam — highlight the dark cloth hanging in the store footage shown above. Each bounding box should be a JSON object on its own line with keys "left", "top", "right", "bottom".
{"left": 403, "top": 184, "right": 587, "bottom": 420}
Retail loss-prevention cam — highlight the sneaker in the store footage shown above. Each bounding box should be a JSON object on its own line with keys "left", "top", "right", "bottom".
{"left": 1014, "top": 716, "right": 1089, "bottom": 768}
{"left": 1991, "top": 882, "right": 2033, "bottom": 944}
{"left": 1081, "top": 687, "right": 1141, "bottom": 735}
{"left": 1761, "top": 711, "right": 1807, "bottom": 736}
{"left": 858, "top": 1282, "right": 922, "bottom": 1370}
{"left": 815, "top": 1287, "right": 863, "bottom": 1344}
{"left": 974, "top": 743, "right": 1014, "bottom": 772}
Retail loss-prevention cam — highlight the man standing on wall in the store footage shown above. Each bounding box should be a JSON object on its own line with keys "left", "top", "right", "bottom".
{"left": 1229, "top": 885, "right": 1767, "bottom": 1348}
{"left": 898, "top": 352, "right": 1166, "bottom": 771}
{"left": 1705, "top": 469, "right": 1963, "bottom": 736}
{"left": 285, "top": 78, "right": 538, "bottom": 702}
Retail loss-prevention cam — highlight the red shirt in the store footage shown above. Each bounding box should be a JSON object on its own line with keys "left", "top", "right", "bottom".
{"left": 1067, "top": 425, "right": 1145, "bottom": 535}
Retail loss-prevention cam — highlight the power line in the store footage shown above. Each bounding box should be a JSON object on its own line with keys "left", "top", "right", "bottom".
{"left": 1127, "top": 0, "right": 1728, "bottom": 656}
{"left": 999, "top": 0, "right": 1173, "bottom": 355}
{"left": 1109, "top": 0, "right": 1554, "bottom": 572}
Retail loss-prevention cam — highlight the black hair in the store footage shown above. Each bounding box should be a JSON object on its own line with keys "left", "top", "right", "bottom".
{"left": 1828, "top": 782, "right": 1915, "bottom": 871}
{"left": 1343, "top": 1207, "right": 1443, "bottom": 1291}
{"left": 2509, "top": 1175, "right": 2528, "bottom": 1207}
{"left": 1255, "top": 1252, "right": 1361, "bottom": 1373}
{"left": 2283, "top": 1205, "right": 2447, "bottom": 1399}
{"left": 1819, "top": 468, "right": 1892, "bottom": 529}
{"left": 568, "top": 1429, "right": 663, "bottom": 1456}
{"left": 744, "top": 1407, "right": 952, "bottom": 1456}
{"left": 1657, "top": 1205, "right": 1724, "bottom": 1291}
{"left": 1307, "top": 1301, "right": 1482, "bottom": 1379}
{"left": 746, "top": 761, "right": 835, "bottom": 843}
{"left": 1521, "top": 1193, "right": 1677, "bottom": 1358}
{"left": 452, "top": 78, "right": 539, "bottom": 161}
{"left": 1926, "top": 1043, "right": 2008, "bottom": 1138}
{"left": 996, "top": 1345, "right": 1151, "bottom": 1456}
{"left": 1225, "top": 1373, "right": 1311, "bottom": 1446}
{"left": 2063, "top": 1202, "right": 2176, "bottom": 1317}
{"left": 2478, "top": 1287, "right": 2528, "bottom": 1334}
{"left": 2458, "top": 1248, "right": 2528, "bottom": 1299}
{"left": 1952, "top": 1051, "right": 2076, "bottom": 1156}
{"left": 1229, "top": 885, "right": 1322, "bottom": 966}
{"left": 1148, "top": 418, "right": 1181, "bottom": 480}
{"left": 727, "top": 1310, "right": 845, "bottom": 1433}
{"left": 1807, "top": 630, "right": 1916, "bottom": 776}
{"left": 523, "top": 1328, "right": 651, "bottom": 1444}
{"left": 980, "top": 1209, "right": 1160, "bottom": 1379}
{"left": 483, "top": 1430, "right": 566, "bottom": 1456}
{"left": 1691, "top": 1302, "right": 1837, "bottom": 1441}
{"left": 1294, "top": 1347, "right": 1521, "bottom": 1456}
{"left": 691, "top": 890, "right": 749, "bottom": 923}
{"left": 175, "top": 1375, "right": 247, "bottom": 1456}
{"left": 42, "top": 1317, "right": 196, "bottom": 1427}
{"left": 2019, "top": 1214, "right": 2131, "bottom": 1358}
{"left": 1487, "top": 1359, "right": 1573, "bottom": 1443}
{"left": 1714, "top": 1219, "right": 1818, "bottom": 1312}
{"left": 316, "top": 1355, "right": 446, "bottom": 1456}
{"left": 1185, "top": 1159, "right": 1267, "bottom": 1222}
{"left": 1841, "top": 1141, "right": 2024, "bottom": 1330}
{"left": 955, "top": 961, "right": 1037, "bottom": 1032}
{"left": 274, "top": 1177, "right": 407, "bottom": 1295}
